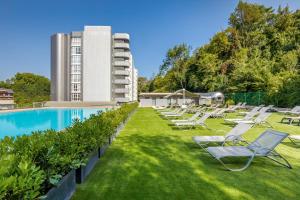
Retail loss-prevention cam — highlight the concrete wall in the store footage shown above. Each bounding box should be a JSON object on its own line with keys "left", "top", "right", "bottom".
{"left": 139, "top": 99, "right": 153, "bottom": 107}
{"left": 133, "top": 68, "right": 138, "bottom": 101}
{"left": 139, "top": 98, "right": 194, "bottom": 107}
{"left": 82, "top": 26, "right": 112, "bottom": 102}
{"left": 45, "top": 101, "right": 116, "bottom": 107}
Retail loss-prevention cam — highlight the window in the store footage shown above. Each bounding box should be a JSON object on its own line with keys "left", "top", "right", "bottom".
{"left": 71, "top": 46, "right": 81, "bottom": 55}
{"left": 114, "top": 39, "right": 125, "bottom": 43}
{"left": 71, "top": 74, "right": 81, "bottom": 83}
{"left": 71, "top": 37, "right": 81, "bottom": 46}
{"left": 71, "top": 93, "right": 81, "bottom": 101}
{"left": 72, "top": 83, "right": 81, "bottom": 92}
{"left": 71, "top": 65, "right": 81, "bottom": 73}
{"left": 71, "top": 55, "right": 81, "bottom": 64}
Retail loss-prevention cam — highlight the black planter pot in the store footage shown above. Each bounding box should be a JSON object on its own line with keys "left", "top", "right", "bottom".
{"left": 44, "top": 170, "right": 76, "bottom": 200}
{"left": 76, "top": 150, "right": 99, "bottom": 184}
{"left": 98, "top": 141, "right": 109, "bottom": 157}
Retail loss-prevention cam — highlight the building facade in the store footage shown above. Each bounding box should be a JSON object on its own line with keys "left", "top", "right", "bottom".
{"left": 51, "top": 26, "right": 138, "bottom": 103}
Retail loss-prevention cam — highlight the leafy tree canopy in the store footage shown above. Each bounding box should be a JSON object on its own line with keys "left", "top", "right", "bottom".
{"left": 141, "top": 1, "right": 300, "bottom": 107}
{"left": 0, "top": 73, "right": 50, "bottom": 106}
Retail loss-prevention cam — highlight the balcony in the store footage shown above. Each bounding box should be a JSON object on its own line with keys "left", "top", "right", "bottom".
{"left": 114, "top": 88, "right": 129, "bottom": 93}
{"left": 114, "top": 43, "right": 130, "bottom": 49}
{"left": 114, "top": 70, "right": 130, "bottom": 76}
{"left": 114, "top": 79, "right": 130, "bottom": 85}
{"left": 115, "top": 97, "right": 130, "bottom": 103}
{"left": 114, "top": 60, "right": 130, "bottom": 67}
{"left": 114, "top": 33, "right": 130, "bottom": 41}
{"left": 114, "top": 51, "right": 131, "bottom": 58}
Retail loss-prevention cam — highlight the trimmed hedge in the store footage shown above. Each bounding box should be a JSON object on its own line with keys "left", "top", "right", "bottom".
{"left": 0, "top": 103, "right": 138, "bottom": 199}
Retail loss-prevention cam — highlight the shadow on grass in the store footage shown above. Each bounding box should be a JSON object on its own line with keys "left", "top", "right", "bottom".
{"left": 73, "top": 108, "right": 300, "bottom": 200}
{"left": 73, "top": 133, "right": 300, "bottom": 200}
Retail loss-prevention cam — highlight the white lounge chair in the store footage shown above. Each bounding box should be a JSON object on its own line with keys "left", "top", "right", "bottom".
{"left": 206, "top": 129, "right": 292, "bottom": 171}
{"left": 210, "top": 108, "right": 227, "bottom": 118}
{"left": 152, "top": 106, "right": 167, "bottom": 110}
{"left": 281, "top": 116, "right": 300, "bottom": 125}
{"left": 226, "top": 102, "right": 242, "bottom": 113}
{"left": 235, "top": 111, "right": 272, "bottom": 127}
{"left": 288, "top": 135, "right": 300, "bottom": 145}
{"left": 160, "top": 108, "right": 181, "bottom": 115}
{"left": 279, "top": 106, "right": 300, "bottom": 115}
{"left": 171, "top": 111, "right": 202, "bottom": 123}
{"left": 164, "top": 109, "right": 187, "bottom": 118}
{"left": 224, "top": 106, "right": 260, "bottom": 124}
{"left": 238, "top": 105, "right": 264, "bottom": 116}
{"left": 193, "top": 123, "right": 253, "bottom": 150}
{"left": 174, "top": 112, "right": 211, "bottom": 128}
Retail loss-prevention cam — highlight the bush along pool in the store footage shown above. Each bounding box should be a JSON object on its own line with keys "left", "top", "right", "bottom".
{"left": 0, "top": 102, "right": 138, "bottom": 199}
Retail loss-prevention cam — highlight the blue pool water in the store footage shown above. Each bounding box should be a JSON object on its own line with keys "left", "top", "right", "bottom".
{"left": 0, "top": 108, "right": 104, "bottom": 138}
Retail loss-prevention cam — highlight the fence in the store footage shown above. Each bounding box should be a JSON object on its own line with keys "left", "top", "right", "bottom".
{"left": 225, "top": 91, "right": 267, "bottom": 106}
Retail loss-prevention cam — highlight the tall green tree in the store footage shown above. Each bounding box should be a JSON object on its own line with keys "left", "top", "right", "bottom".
{"left": 0, "top": 73, "right": 50, "bottom": 106}
{"left": 144, "top": 1, "right": 300, "bottom": 107}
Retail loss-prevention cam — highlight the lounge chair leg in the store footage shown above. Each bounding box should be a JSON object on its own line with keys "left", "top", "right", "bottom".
{"left": 266, "top": 154, "right": 292, "bottom": 169}
{"left": 196, "top": 142, "right": 210, "bottom": 152}
{"left": 217, "top": 155, "right": 255, "bottom": 172}
{"left": 265, "top": 121, "right": 273, "bottom": 128}
{"left": 202, "top": 123, "right": 211, "bottom": 130}
{"left": 288, "top": 137, "right": 299, "bottom": 145}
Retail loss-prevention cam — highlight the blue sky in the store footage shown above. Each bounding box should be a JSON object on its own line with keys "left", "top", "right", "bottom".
{"left": 0, "top": 0, "right": 299, "bottom": 81}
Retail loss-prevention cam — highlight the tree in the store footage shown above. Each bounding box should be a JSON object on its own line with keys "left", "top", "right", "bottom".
{"left": 0, "top": 73, "right": 50, "bottom": 106}
{"left": 158, "top": 44, "right": 191, "bottom": 91}
{"left": 141, "top": 2, "right": 300, "bottom": 107}
{"left": 138, "top": 77, "right": 150, "bottom": 93}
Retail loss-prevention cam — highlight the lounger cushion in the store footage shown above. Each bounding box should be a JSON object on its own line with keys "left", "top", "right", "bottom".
{"left": 235, "top": 120, "right": 254, "bottom": 124}
{"left": 193, "top": 136, "right": 225, "bottom": 143}
{"left": 289, "top": 135, "right": 300, "bottom": 140}
{"left": 171, "top": 119, "right": 190, "bottom": 123}
{"left": 175, "top": 122, "right": 194, "bottom": 126}
{"left": 224, "top": 118, "right": 244, "bottom": 123}
{"left": 207, "top": 146, "right": 254, "bottom": 159}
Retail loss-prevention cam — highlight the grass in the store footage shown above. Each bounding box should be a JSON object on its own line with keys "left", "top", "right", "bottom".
{"left": 72, "top": 108, "right": 300, "bottom": 200}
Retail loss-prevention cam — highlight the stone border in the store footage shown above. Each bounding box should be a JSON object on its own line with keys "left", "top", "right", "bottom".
{"left": 0, "top": 106, "right": 114, "bottom": 114}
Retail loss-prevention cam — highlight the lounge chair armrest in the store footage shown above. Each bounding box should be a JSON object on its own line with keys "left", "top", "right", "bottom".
{"left": 222, "top": 135, "right": 242, "bottom": 146}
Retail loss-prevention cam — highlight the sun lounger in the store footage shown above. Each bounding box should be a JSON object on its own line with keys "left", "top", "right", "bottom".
{"left": 206, "top": 129, "right": 292, "bottom": 171}
{"left": 160, "top": 108, "right": 181, "bottom": 115}
{"left": 193, "top": 123, "right": 253, "bottom": 149}
{"left": 210, "top": 108, "right": 227, "bottom": 118}
{"left": 174, "top": 112, "right": 211, "bottom": 128}
{"left": 234, "top": 111, "right": 272, "bottom": 127}
{"left": 279, "top": 106, "right": 300, "bottom": 115}
{"left": 224, "top": 106, "right": 261, "bottom": 123}
{"left": 164, "top": 109, "right": 187, "bottom": 117}
{"left": 225, "top": 102, "right": 242, "bottom": 113}
{"left": 171, "top": 111, "right": 202, "bottom": 123}
{"left": 238, "top": 105, "right": 264, "bottom": 116}
{"left": 281, "top": 116, "right": 300, "bottom": 125}
{"left": 152, "top": 106, "right": 167, "bottom": 110}
{"left": 288, "top": 135, "right": 300, "bottom": 144}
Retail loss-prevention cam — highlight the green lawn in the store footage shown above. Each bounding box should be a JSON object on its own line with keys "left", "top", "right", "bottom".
{"left": 73, "top": 108, "right": 300, "bottom": 200}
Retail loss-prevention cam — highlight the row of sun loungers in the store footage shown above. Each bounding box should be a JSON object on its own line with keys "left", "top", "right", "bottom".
{"left": 153, "top": 103, "right": 299, "bottom": 171}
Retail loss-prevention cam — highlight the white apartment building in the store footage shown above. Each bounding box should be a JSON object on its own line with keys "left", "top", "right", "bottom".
{"left": 51, "top": 26, "right": 138, "bottom": 103}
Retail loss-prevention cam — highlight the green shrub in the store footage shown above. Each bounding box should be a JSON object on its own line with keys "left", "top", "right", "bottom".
{"left": 0, "top": 155, "right": 45, "bottom": 199}
{"left": 0, "top": 102, "right": 138, "bottom": 198}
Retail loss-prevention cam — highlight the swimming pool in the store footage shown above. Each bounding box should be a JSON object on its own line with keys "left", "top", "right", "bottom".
{"left": 0, "top": 108, "right": 105, "bottom": 138}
